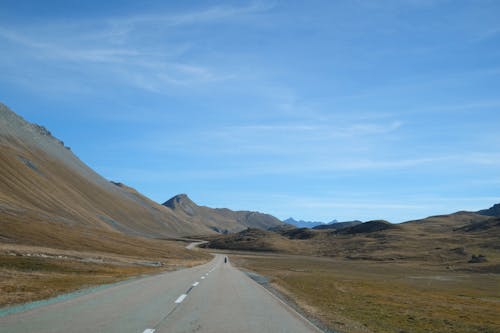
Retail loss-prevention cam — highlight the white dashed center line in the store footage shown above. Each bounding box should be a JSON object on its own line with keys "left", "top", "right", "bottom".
{"left": 139, "top": 264, "right": 219, "bottom": 332}
{"left": 174, "top": 294, "right": 187, "bottom": 304}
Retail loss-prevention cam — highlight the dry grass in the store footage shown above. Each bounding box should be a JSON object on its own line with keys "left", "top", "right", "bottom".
{"left": 231, "top": 254, "right": 500, "bottom": 333}
{"left": 3, "top": 256, "right": 164, "bottom": 307}
{"left": 0, "top": 212, "right": 209, "bottom": 259}
{"left": 0, "top": 190, "right": 212, "bottom": 308}
{"left": 0, "top": 245, "right": 209, "bottom": 308}
{"left": 1, "top": 254, "right": 151, "bottom": 307}
{"left": 0, "top": 138, "right": 216, "bottom": 309}
{"left": 0, "top": 216, "right": 211, "bottom": 309}
{"left": 206, "top": 211, "right": 500, "bottom": 332}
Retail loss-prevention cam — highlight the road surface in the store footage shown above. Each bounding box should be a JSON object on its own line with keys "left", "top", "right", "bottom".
{"left": 185, "top": 241, "right": 207, "bottom": 250}
{"left": 0, "top": 254, "right": 321, "bottom": 333}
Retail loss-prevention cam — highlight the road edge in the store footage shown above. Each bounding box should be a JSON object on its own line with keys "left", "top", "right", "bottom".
{"left": 240, "top": 268, "right": 334, "bottom": 333}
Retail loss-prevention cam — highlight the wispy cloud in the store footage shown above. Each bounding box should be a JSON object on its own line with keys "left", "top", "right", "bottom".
{"left": 117, "top": 118, "right": 403, "bottom": 158}
{"left": 0, "top": 29, "right": 229, "bottom": 91}
{"left": 106, "top": 2, "right": 274, "bottom": 28}
{"left": 0, "top": 2, "right": 274, "bottom": 93}
{"left": 97, "top": 152, "right": 500, "bottom": 185}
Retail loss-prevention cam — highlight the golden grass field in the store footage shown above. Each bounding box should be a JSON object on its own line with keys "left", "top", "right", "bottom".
{"left": 230, "top": 253, "right": 500, "bottom": 333}
{"left": 0, "top": 209, "right": 219, "bottom": 309}
{"left": 0, "top": 235, "right": 211, "bottom": 308}
{"left": 0, "top": 213, "right": 211, "bottom": 308}
{"left": 202, "top": 211, "right": 500, "bottom": 332}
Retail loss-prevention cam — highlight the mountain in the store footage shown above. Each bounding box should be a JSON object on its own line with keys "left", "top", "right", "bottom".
{"left": 335, "top": 220, "right": 395, "bottom": 234}
{"left": 313, "top": 220, "right": 362, "bottom": 230}
{"left": 206, "top": 205, "right": 500, "bottom": 266}
{"left": 477, "top": 203, "right": 500, "bottom": 217}
{"left": 163, "top": 194, "right": 285, "bottom": 233}
{"left": 284, "top": 217, "right": 337, "bottom": 228}
{"left": 0, "top": 102, "right": 215, "bottom": 246}
{"left": 0, "top": 102, "right": 283, "bottom": 251}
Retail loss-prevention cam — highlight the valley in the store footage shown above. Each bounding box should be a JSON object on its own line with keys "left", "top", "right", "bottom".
{"left": 0, "top": 103, "right": 499, "bottom": 332}
{"left": 2, "top": 2, "right": 499, "bottom": 332}
{"left": 203, "top": 209, "right": 500, "bottom": 332}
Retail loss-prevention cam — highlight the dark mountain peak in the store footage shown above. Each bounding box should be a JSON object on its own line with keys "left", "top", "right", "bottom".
{"left": 163, "top": 194, "right": 195, "bottom": 208}
{"left": 477, "top": 203, "right": 500, "bottom": 217}
{"left": 162, "top": 194, "right": 198, "bottom": 216}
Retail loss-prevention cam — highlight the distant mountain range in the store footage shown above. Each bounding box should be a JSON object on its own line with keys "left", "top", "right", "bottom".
{"left": 284, "top": 217, "right": 338, "bottom": 228}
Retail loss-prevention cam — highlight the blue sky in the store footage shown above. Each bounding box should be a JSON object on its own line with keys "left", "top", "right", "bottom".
{"left": 1, "top": 0, "right": 499, "bottom": 222}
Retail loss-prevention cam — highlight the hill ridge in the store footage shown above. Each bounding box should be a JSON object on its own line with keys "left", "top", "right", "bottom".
{"left": 162, "top": 194, "right": 285, "bottom": 233}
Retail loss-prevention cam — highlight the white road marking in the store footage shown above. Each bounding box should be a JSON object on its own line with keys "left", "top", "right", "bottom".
{"left": 192, "top": 281, "right": 199, "bottom": 287}
{"left": 143, "top": 329, "right": 155, "bottom": 333}
{"left": 174, "top": 294, "right": 187, "bottom": 304}
{"left": 201, "top": 276, "right": 205, "bottom": 280}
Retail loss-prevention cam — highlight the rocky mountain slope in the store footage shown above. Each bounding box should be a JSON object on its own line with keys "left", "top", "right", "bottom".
{"left": 477, "top": 203, "right": 500, "bottom": 217}
{"left": 163, "top": 194, "right": 284, "bottom": 233}
{"left": 0, "top": 102, "right": 283, "bottom": 249}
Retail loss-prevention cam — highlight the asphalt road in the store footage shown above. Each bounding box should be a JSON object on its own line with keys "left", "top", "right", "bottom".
{"left": 0, "top": 254, "right": 321, "bottom": 333}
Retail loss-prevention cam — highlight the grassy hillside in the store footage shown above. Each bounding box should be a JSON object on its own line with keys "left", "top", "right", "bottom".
{"left": 212, "top": 210, "right": 500, "bottom": 333}
{"left": 206, "top": 212, "right": 500, "bottom": 268}
{"left": 0, "top": 102, "right": 284, "bottom": 243}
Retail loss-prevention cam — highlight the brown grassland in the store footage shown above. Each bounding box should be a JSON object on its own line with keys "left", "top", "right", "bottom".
{"left": 205, "top": 214, "right": 500, "bottom": 333}
{"left": 230, "top": 253, "right": 500, "bottom": 333}
{"left": 0, "top": 217, "right": 211, "bottom": 308}
{"left": 0, "top": 244, "right": 209, "bottom": 308}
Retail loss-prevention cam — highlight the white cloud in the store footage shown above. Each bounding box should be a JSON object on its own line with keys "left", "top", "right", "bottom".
{"left": 0, "top": 2, "right": 275, "bottom": 94}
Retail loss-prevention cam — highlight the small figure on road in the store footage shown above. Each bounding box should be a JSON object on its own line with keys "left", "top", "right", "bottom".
{"left": 224, "top": 257, "right": 228, "bottom": 263}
